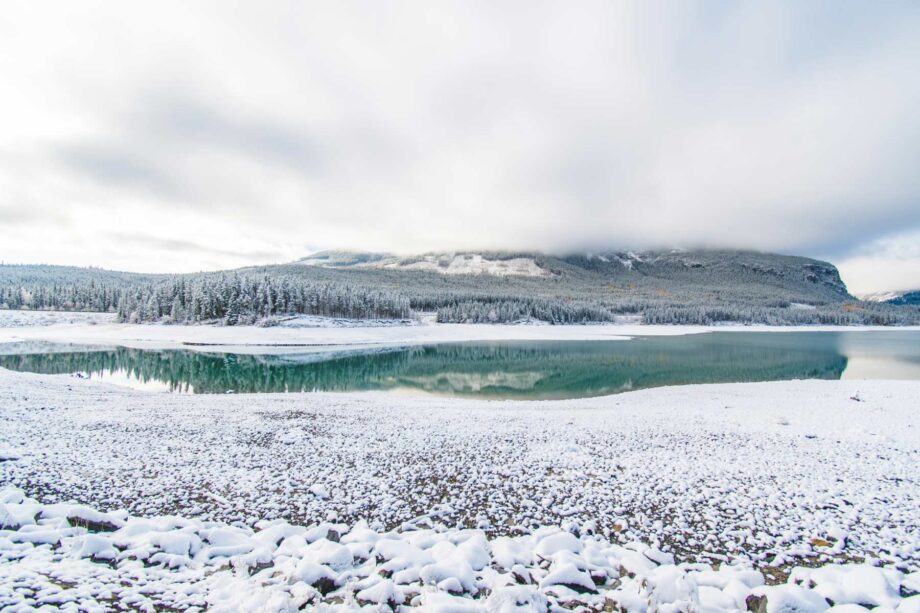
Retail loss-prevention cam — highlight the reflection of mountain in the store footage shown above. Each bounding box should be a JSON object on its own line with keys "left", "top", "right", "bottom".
{"left": 395, "top": 371, "right": 548, "bottom": 394}
{"left": 0, "top": 332, "right": 871, "bottom": 398}
{"left": 376, "top": 338, "right": 849, "bottom": 399}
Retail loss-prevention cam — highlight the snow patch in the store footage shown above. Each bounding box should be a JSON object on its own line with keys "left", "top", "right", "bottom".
{"left": 379, "top": 254, "right": 548, "bottom": 277}
{"left": 0, "top": 309, "right": 115, "bottom": 328}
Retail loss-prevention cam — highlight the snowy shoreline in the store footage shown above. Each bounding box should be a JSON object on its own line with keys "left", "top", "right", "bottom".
{"left": 2, "top": 309, "right": 920, "bottom": 354}
{"left": 1, "top": 314, "right": 919, "bottom": 610}
{"left": 2, "top": 371, "right": 918, "bottom": 557}
{"left": 0, "top": 371, "right": 918, "bottom": 610}
{"left": 2, "top": 487, "right": 918, "bottom": 612}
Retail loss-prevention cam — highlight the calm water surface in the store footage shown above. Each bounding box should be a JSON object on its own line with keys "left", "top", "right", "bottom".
{"left": 1, "top": 331, "right": 918, "bottom": 399}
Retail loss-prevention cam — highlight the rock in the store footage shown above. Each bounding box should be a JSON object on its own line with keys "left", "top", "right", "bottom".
{"left": 511, "top": 564, "right": 533, "bottom": 585}
{"left": 313, "top": 576, "right": 338, "bottom": 596}
{"left": 747, "top": 593, "right": 768, "bottom": 613}
{"left": 67, "top": 515, "right": 121, "bottom": 533}
{"left": 356, "top": 578, "right": 400, "bottom": 606}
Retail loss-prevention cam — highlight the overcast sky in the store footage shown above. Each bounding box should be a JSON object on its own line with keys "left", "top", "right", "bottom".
{"left": 1, "top": 1, "right": 919, "bottom": 293}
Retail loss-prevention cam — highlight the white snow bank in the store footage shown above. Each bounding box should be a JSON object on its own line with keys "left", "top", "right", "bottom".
{"left": 0, "top": 315, "right": 637, "bottom": 352}
{"left": 0, "top": 309, "right": 114, "bottom": 328}
{"left": 2, "top": 487, "right": 914, "bottom": 612}
{"left": 3, "top": 309, "right": 918, "bottom": 354}
{"left": 267, "top": 314, "right": 420, "bottom": 328}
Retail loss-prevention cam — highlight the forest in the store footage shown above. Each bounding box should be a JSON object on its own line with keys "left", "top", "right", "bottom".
{"left": 2, "top": 251, "right": 919, "bottom": 326}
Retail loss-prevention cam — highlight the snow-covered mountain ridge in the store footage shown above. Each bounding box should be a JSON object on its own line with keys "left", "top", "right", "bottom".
{"left": 298, "top": 249, "right": 850, "bottom": 297}
{"left": 299, "top": 251, "right": 549, "bottom": 277}
{"left": 6, "top": 249, "right": 918, "bottom": 325}
{"left": 859, "top": 289, "right": 920, "bottom": 305}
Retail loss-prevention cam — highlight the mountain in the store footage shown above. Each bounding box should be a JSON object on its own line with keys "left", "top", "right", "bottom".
{"left": 296, "top": 248, "right": 851, "bottom": 301}
{"left": 281, "top": 248, "right": 892, "bottom": 324}
{"left": 860, "top": 290, "right": 920, "bottom": 305}
{"left": 298, "top": 251, "right": 549, "bottom": 277}
{"left": 3, "top": 249, "right": 917, "bottom": 325}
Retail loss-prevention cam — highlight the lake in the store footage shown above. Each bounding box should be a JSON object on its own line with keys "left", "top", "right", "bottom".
{"left": 1, "top": 331, "right": 918, "bottom": 399}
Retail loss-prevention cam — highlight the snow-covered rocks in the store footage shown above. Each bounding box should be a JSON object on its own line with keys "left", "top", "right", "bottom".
{"left": 2, "top": 488, "right": 917, "bottom": 611}
{"left": 308, "top": 483, "right": 330, "bottom": 499}
{"left": 539, "top": 561, "right": 597, "bottom": 593}
{"left": 1, "top": 369, "right": 918, "bottom": 581}
{"left": 795, "top": 565, "right": 903, "bottom": 609}
{"left": 534, "top": 530, "right": 583, "bottom": 558}
{"left": 277, "top": 427, "right": 304, "bottom": 444}
{"left": 1, "top": 365, "right": 919, "bottom": 611}
{"left": 748, "top": 584, "right": 831, "bottom": 613}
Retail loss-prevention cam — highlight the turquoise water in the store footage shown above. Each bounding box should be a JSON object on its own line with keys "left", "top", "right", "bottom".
{"left": 1, "top": 331, "right": 918, "bottom": 399}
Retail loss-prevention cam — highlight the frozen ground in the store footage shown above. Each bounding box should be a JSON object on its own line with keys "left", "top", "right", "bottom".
{"left": 1, "top": 370, "right": 917, "bottom": 577}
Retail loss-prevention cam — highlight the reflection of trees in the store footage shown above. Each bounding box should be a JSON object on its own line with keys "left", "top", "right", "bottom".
{"left": 0, "top": 348, "right": 415, "bottom": 394}
{"left": 0, "top": 334, "right": 849, "bottom": 398}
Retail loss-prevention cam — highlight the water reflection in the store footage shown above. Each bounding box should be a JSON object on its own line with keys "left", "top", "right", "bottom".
{"left": 0, "top": 331, "right": 918, "bottom": 399}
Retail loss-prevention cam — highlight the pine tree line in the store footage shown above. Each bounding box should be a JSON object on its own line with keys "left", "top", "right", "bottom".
{"left": 641, "top": 303, "right": 915, "bottom": 325}
{"left": 115, "top": 273, "right": 412, "bottom": 324}
{"left": 435, "top": 299, "right": 616, "bottom": 324}
{"left": 3, "top": 263, "right": 919, "bottom": 326}
{"left": 0, "top": 281, "right": 122, "bottom": 312}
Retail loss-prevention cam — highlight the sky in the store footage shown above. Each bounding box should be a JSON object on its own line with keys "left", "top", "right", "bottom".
{"left": 1, "top": 1, "right": 918, "bottom": 294}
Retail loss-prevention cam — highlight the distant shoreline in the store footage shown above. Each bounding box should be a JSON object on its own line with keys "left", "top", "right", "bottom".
{"left": 2, "top": 308, "right": 920, "bottom": 354}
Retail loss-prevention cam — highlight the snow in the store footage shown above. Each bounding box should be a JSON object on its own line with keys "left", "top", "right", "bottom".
{"left": 796, "top": 566, "right": 903, "bottom": 608}
{"left": 858, "top": 291, "right": 907, "bottom": 303}
{"left": 377, "top": 253, "right": 549, "bottom": 277}
{"left": 1, "top": 369, "right": 917, "bottom": 587}
{"left": 534, "top": 531, "right": 583, "bottom": 557}
{"left": 0, "top": 309, "right": 114, "bottom": 328}
{"left": 750, "top": 584, "right": 831, "bottom": 612}
{"left": 900, "top": 597, "right": 920, "bottom": 613}
{"left": 3, "top": 309, "right": 920, "bottom": 355}
{"left": 1, "top": 313, "right": 919, "bottom": 610}
{"left": 298, "top": 251, "right": 551, "bottom": 277}
{"left": 5, "top": 487, "right": 910, "bottom": 611}
{"left": 540, "top": 562, "right": 596, "bottom": 592}
{"left": 269, "top": 314, "right": 421, "bottom": 328}
{"left": 278, "top": 427, "right": 305, "bottom": 444}
{"left": 0, "top": 449, "right": 21, "bottom": 462}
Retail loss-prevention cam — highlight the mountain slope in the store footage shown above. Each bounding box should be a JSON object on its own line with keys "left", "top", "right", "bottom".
{"left": 861, "top": 290, "right": 920, "bottom": 305}
{"left": 3, "top": 250, "right": 917, "bottom": 325}
{"left": 296, "top": 248, "right": 851, "bottom": 303}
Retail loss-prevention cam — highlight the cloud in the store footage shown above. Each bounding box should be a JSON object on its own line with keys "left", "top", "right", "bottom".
{"left": 837, "top": 230, "right": 920, "bottom": 294}
{"left": 56, "top": 144, "right": 185, "bottom": 200}
{"left": 0, "top": 205, "right": 40, "bottom": 226}
{"left": 0, "top": 0, "right": 918, "bottom": 291}
{"left": 108, "top": 233, "right": 284, "bottom": 262}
